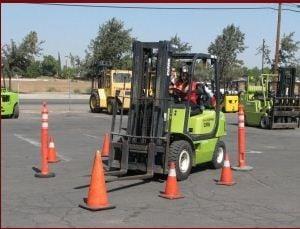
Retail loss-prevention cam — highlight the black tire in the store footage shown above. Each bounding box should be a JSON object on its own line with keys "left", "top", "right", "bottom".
{"left": 210, "top": 140, "right": 226, "bottom": 169}
{"left": 89, "top": 92, "right": 101, "bottom": 113}
{"left": 107, "top": 99, "right": 117, "bottom": 115}
{"left": 168, "top": 140, "right": 193, "bottom": 181}
{"left": 260, "top": 115, "right": 269, "bottom": 129}
{"left": 12, "top": 103, "right": 19, "bottom": 119}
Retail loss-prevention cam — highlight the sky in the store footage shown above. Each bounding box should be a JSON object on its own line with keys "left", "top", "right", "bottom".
{"left": 1, "top": 3, "right": 300, "bottom": 68}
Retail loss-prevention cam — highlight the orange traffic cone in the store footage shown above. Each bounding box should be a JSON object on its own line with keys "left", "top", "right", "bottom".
{"left": 79, "top": 151, "right": 115, "bottom": 211}
{"left": 35, "top": 102, "right": 55, "bottom": 178}
{"left": 48, "top": 136, "right": 60, "bottom": 163}
{"left": 216, "top": 153, "right": 236, "bottom": 186}
{"left": 159, "top": 162, "right": 184, "bottom": 200}
{"left": 101, "top": 133, "right": 110, "bottom": 157}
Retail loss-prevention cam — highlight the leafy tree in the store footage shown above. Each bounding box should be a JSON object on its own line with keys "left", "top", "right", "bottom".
{"left": 246, "top": 67, "right": 261, "bottom": 84}
{"left": 280, "top": 32, "right": 300, "bottom": 65}
{"left": 256, "top": 40, "right": 272, "bottom": 66}
{"left": 61, "top": 66, "right": 76, "bottom": 79}
{"left": 69, "top": 53, "right": 81, "bottom": 77}
{"left": 170, "top": 34, "right": 192, "bottom": 53}
{"left": 57, "top": 52, "right": 62, "bottom": 77}
{"left": 2, "top": 31, "right": 44, "bottom": 77}
{"left": 85, "top": 17, "right": 133, "bottom": 76}
{"left": 296, "top": 64, "right": 300, "bottom": 81}
{"left": 208, "top": 24, "right": 247, "bottom": 87}
{"left": 41, "top": 55, "right": 58, "bottom": 76}
{"left": 25, "top": 61, "right": 41, "bottom": 78}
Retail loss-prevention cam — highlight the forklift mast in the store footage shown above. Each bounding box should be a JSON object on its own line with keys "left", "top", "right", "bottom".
{"left": 91, "top": 61, "right": 112, "bottom": 90}
{"left": 276, "top": 67, "right": 296, "bottom": 97}
{"left": 127, "top": 41, "right": 171, "bottom": 144}
{"left": 271, "top": 66, "right": 300, "bottom": 128}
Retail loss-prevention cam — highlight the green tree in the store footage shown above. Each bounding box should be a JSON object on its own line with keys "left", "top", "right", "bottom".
{"left": 295, "top": 64, "right": 300, "bottom": 81}
{"left": 256, "top": 40, "right": 272, "bottom": 66}
{"left": 57, "top": 52, "right": 62, "bottom": 77}
{"left": 41, "top": 55, "right": 58, "bottom": 76}
{"left": 25, "top": 61, "right": 41, "bottom": 78}
{"left": 61, "top": 66, "right": 76, "bottom": 79}
{"left": 170, "top": 34, "right": 192, "bottom": 53}
{"left": 280, "top": 32, "right": 300, "bottom": 65}
{"left": 2, "top": 31, "right": 44, "bottom": 77}
{"left": 246, "top": 67, "right": 261, "bottom": 84}
{"left": 208, "top": 24, "right": 247, "bottom": 87}
{"left": 85, "top": 17, "right": 133, "bottom": 76}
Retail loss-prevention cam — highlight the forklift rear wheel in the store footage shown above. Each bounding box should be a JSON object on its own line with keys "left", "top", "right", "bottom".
{"left": 211, "top": 140, "right": 226, "bottom": 169}
{"left": 12, "top": 103, "right": 19, "bottom": 119}
{"left": 169, "top": 140, "right": 193, "bottom": 181}
{"left": 260, "top": 116, "right": 269, "bottom": 129}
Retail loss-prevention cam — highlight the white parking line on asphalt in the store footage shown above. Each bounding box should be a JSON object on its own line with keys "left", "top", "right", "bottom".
{"left": 247, "top": 150, "right": 263, "bottom": 154}
{"left": 264, "top": 145, "right": 277, "bottom": 149}
{"left": 14, "top": 134, "right": 40, "bottom": 147}
{"left": 14, "top": 133, "right": 71, "bottom": 162}
{"left": 83, "top": 133, "right": 99, "bottom": 139}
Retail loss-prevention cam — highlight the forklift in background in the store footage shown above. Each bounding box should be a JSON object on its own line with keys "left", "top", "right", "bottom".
{"left": 241, "top": 67, "right": 300, "bottom": 129}
{"left": 1, "top": 63, "right": 19, "bottom": 119}
{"left": 89, "top": 61, "right": 132, "bottom": 114}
{"left": 222, "top": 81, "right": 240, "bottom": 113}
{"left": 104, "top": 40, "right": 227, "bottom": 181}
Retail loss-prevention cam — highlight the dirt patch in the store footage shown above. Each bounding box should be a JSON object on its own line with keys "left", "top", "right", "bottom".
{"left": 9, "top": 78, "right": 91, "bottom": 93}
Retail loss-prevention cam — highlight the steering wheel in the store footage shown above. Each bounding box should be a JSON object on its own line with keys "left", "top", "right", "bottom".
{"left": 169, "top": 87, "right": 187, "bottom": 102}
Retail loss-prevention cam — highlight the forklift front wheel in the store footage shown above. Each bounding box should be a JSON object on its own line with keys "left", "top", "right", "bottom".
{"left": 12, "top": 103, "right": 19, "bottom": 119}
{"left": 169, "top": 140, "right": 193, "bottom": 181}
{"left": 260, "top": 116, "right": 269, "bottom": 129}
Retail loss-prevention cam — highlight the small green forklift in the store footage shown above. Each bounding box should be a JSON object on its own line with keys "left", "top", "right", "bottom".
{"left": 104, "top": 40, "right": 227, "bottom": 181}
{"left": 241, "top": 67, "right": 300, "bottom": 129}
{"left": 1, "top": 64, "right": 19, "bottom": 119}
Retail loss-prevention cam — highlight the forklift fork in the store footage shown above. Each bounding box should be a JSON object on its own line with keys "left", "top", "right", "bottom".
{"left": 105, "top": 141, "right": 155, "bottom": 182}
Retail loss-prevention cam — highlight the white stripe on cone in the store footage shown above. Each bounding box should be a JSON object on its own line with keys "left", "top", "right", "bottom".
{"left": 42, "top": 122, "right": 48, "bottom": 128}
{"left": 224, "top": 160, "right": 230, "bottom": 167}
{"left": 42, "top": 113, "right": 48, "bottom": 120}
{"left": 239, "top": 123, "right": 245, "bottom": 128}
{"left": 169, "top": 168, "right": 176, "bottom": 177}
{"left": 49, "top": 142, "right": 55, "bottom": 148}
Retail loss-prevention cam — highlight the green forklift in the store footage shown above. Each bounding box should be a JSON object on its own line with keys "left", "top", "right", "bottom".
{"left": 104, "top": 40, "right": 227, "bottom": 181}
{"left": 1, "top": 64, "right": 19, "bottom": 119}
{"left": 241, "top": 67, "right": 300, "bottom": 129}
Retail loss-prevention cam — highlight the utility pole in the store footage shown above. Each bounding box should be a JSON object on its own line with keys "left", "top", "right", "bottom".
{"left": 274, "top": 3, "right": 282, "bottom": 75}
{"left": 262, "top": 39, "right": 265, "bottom": 74}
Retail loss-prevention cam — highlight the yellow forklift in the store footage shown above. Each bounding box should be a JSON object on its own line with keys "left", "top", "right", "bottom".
{"left": 222, "top": 81, "right": 240, "bottom": 113}
{"left": 89, "top": 62, "right": 132, "bottom": 114}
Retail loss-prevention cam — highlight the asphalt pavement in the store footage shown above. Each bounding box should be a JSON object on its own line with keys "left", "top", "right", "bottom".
{"left": 1, "top": 100, "right": 300, "bottom": 227}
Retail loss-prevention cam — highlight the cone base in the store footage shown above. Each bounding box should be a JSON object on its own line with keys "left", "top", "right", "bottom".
{"left": 232, "top": 165, "right": 253, "bottom": 171}
{"left": 216, "top": 180, "right": 236, "bottom": 186}
{"left": 48, "top": 159, "right": 60, "bottom": 163}
{"left": 159, "top": 192, "right": 184, "bottom": 200}
{"left": 35, "top": 172, "right": 55, "bottom": 178}
{"left": 79, "top": 202, "right": 115, "bottom": 211}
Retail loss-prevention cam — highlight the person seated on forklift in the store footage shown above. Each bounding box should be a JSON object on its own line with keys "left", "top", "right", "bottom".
{"left": 170, "top": 67, "right": 177, "bottom": 86}
{"left": 170, "top": 66, "right": 210, "bottom": 115}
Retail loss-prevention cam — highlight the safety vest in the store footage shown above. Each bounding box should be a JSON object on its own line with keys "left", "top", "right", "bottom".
{"left": 184, "top": 81, "right": 199, "bottom": 105}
